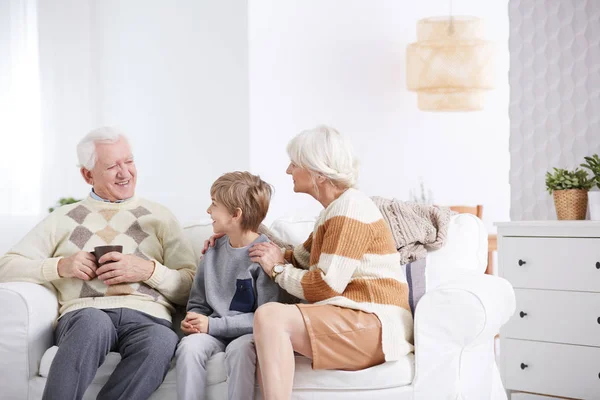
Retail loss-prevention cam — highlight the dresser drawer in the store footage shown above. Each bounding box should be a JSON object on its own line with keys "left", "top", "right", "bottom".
{"left": 501, "top": 237, "right": 600, "bottom": 291}
{"left": 503, "top": 339, "right": 600, "bottom": 399}
{"left": 511, "top": 394, "right": 573, "bottom": 400}
{"left": 503, "top": 289, "right": 600, "bottom": 346}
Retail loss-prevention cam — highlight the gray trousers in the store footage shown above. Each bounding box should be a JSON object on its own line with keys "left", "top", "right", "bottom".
{"left": 176, "top": 333, "right": 256, "bottom": 400}
{"left": 42, "top": 307, "right": 179, "bottom": 400}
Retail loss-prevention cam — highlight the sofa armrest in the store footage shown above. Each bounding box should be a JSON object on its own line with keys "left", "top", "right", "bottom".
{"left": 412, "top": 273, "right": 515, "bottom": 400}
{"left": 0, "top": 282, "right": 58, "bottom": 399}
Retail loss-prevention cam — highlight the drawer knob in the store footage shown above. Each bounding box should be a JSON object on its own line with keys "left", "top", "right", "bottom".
{"left": 597, "top": 317, "right": 600, "bottom": 324}
{"left": 596, "top": 262, "right": 600, "bottom": 269}
{"left": 520, "top": 311, "right": 528, "bottom": 318}
{"left": 518, "top": 259, "right": 526, "bottom": 266}
{"left": 520, "top": 363, "right": 528, "bottom": 370}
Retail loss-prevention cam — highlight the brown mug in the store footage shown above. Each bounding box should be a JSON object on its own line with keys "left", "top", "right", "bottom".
{"left": 92, "top": 245, "right": 123, "bottom": 266}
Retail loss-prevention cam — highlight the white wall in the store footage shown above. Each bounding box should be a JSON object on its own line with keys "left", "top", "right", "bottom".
{"left": 509, "top": 0, "right": 600, "bottom": 220}
{"left": 1, "top": 0, "right": 510, "bottom": 255}
{"left": 38, "top": 0, "right": 249, "bottom": 225}
{"left": 249, "top": 0, "right": 510, "bottom": 232}
{"left": 38, "top": 0, "right": 98, "bottom": 213}
{"left": 91, "top": 0, "right": 249, "bottom": 225}
{"left": 0, "top": 0, "right": 249, "bottom": 254}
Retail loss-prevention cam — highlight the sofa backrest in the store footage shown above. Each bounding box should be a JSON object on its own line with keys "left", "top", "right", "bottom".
{"left": 182, "top": 213, "right": 487, "bottom": 292}
{"left": 425, "top": 213, "right": 488, "bottom": 289}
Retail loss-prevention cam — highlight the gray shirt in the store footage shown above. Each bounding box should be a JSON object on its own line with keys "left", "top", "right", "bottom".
{"left": 186, "top": 234, "right": 291, "bottom": 339}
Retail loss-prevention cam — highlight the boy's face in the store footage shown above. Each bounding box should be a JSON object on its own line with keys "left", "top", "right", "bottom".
{"left": 207, "top": 198, "right": 237, "bottom": 234}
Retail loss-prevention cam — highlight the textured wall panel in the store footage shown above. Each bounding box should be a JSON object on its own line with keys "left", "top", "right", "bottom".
{"left": 509, "top": 0, "right": 600, "bottom": 220}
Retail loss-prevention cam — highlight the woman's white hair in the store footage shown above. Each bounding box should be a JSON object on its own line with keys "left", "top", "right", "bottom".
{"left": 286, "top": 125, "right": 359, "bottom": 188}
{"left": 77, "top": 127, "right": 128, "bottom": 170}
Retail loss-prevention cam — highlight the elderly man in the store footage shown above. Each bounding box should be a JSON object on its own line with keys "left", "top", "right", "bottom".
{"left": 0, "top": 127, "right": 196, "bottom": 400}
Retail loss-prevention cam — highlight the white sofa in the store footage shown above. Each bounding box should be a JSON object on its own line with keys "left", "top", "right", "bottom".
{"left": 0, "top": 213, "right": 515, "bottom": 400}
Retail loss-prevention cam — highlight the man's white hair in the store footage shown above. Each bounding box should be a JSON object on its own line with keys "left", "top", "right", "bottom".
{"left": 286, "top": 125, "right": 359, "bottom": 189}
{"left": 77, "top": 127, "right": 129, "bottom": 170}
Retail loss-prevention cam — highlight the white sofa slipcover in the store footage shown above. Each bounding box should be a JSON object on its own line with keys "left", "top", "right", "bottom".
{"left": 0, "top": 213, "right": 515, "bottom": 399}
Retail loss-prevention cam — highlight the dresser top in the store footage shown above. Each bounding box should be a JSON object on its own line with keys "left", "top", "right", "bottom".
{"left": 495, "top": 221, "right": 600, "bottom": 237}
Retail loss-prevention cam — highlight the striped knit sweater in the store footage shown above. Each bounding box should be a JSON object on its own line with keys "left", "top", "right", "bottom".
{"left": 277, "top": 188, "right": 414, "bottom": 361}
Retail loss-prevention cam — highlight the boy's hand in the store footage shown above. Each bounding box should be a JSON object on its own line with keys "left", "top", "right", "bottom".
{"left": 202, "top": 233, "right": 226, "bottom": 254}
{"left": 183, "top": 312, "right": 210, "bottom": 334}
{"left": 181, "top": 311, "right": 201, "bottom": 335}
{"left": 181, "top": 319, "right": 199, "bottom": 335}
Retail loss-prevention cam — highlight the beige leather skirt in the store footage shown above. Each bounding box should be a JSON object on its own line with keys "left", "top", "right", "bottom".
{"left": 296, "top": 303, "right": 385, "bottom": 371}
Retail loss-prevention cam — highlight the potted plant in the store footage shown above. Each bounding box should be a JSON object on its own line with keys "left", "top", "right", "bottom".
{"left": 545, "top": 168, "right": 593, "bottom": 220}
{"left": 48, "top": 197, "right": 81, "bottom": 213}
{"left": 581, "top": 154, "right": 600, "bottom": 220}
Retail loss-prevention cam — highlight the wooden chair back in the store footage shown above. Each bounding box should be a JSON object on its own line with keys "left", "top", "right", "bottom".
{"left": 448, "top": 205, "right": 483, "bottom": 219}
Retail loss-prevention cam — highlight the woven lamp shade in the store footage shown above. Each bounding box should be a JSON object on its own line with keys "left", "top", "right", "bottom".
{"left": 406, "top": 16, "right": 495, "bottom": 111}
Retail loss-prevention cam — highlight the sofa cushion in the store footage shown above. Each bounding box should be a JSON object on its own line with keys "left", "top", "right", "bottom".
{"left": 407, "top": 214, "right": 487, "bottom": 315}
{"left": 182, "top": 214, "right": 487, "bottom": 317}
{"left": 39, "top": 346, "right": 228, "bottom": 386}
{"left": 182, "top": 217, "right": 317, "bottom": 265}
{"left": 425, "top": 213, "right": 488, "bottom": 289}
{"left": 291, "top": 353, "right": 414, "bottom": 390}
{"left": 183, "top": 219, "right": 215, "bottom": 264}
{"left": 40, "top": 346, "right": 414, "bottom": 391}
{"left": 268, "top": 216, "right": 316, "bottom": 246}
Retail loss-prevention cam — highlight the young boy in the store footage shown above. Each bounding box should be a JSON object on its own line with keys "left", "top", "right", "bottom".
{"left": 176, "top": 171, "right": 291, "bottom": 400}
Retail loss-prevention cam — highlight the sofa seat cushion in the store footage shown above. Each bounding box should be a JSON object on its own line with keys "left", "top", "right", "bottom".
{"left": 40, "top": 346, "right": 414, "bottom": 390}
{"left": 39, "top": 346, "right": 227, "bottom": 386}
{"left": 291, "top": 353, "right": 414, "bottom": 390}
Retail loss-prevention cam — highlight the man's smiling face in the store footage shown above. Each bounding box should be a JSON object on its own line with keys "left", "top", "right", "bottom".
{"left": 84, "top": 137, "right": 137, "bottom": 201}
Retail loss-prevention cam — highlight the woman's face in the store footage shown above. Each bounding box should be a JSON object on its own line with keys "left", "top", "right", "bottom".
{"left": 286, "top": 162, "right": 315, "bottom": 196}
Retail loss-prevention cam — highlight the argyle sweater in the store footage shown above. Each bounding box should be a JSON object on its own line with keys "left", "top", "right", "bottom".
{"left": 278, "top": 188, "right": 414, "bottom": 361}
{"left": 0, "top": 195, "right": 196, "bottom": 322}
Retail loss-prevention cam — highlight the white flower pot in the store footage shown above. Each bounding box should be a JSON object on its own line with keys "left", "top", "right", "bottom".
{"left": 589, "top": 191, "right": 600, "bottom": 220}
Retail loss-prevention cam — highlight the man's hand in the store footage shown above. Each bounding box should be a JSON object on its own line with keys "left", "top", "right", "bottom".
{"left": 202, "top": 233, "right": 225, "bottom": 254}
{"left": 58, "top": 251, "right": 98, "bottom": 281}
{"left": 96, "top": 253, "right": 155, "bottom": 285}
{"left": 181, "top": 311, "right": 209, "bottom": 335}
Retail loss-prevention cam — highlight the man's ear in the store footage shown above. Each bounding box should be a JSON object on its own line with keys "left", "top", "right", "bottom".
{"left": 80, "top": 167, "right": 94, "bottom": 185}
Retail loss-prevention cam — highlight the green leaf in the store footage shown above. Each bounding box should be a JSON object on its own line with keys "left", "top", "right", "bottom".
{"left": 546, "top": 167, "right": 592, "bottom": 193}
{"left": 48, "top": 197, "right": 82, "bottom": 213}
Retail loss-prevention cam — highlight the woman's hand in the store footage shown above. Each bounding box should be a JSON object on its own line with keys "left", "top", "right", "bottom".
{"left": 249, "top": 241, "right": 285, "bottom": 276}
{"left": 202, "top": 233, "right": 225, "bottom": 254}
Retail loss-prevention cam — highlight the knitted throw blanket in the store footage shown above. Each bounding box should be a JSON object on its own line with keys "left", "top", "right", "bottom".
{"left": 257, "top": 224, "right": 294, "bottom": 250}
{"left": 370, "top": 197, "right": 454, "bottom": 264}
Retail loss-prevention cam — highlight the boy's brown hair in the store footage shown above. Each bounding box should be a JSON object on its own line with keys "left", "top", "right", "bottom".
{"left": 210, "top": 171, "right": 273, "bottom": 232}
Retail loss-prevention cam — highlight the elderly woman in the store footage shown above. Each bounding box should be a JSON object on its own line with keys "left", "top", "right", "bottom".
{"left": 248, "top": 125, "right": 413, "bottom": 399}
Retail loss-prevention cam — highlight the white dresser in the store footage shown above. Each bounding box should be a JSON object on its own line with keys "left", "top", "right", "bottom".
{"left": 496, "top": 221, "right": 600, "bottom": 400}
